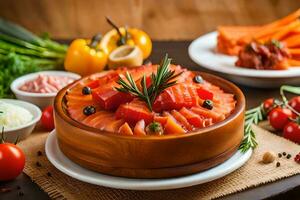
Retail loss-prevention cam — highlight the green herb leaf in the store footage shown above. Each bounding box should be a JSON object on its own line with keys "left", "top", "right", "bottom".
{"left": 115, "top": 54, "right": 181, "bottom": 111}
{"left": 239, "top": 105, "right": 264, "bottom": 152}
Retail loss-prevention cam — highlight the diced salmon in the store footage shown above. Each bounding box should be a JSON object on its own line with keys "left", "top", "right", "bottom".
{"left": 68, "top": 108, "right": 87, "bottom": 121}
{"left": 197, "top": 88, "right": 214, "bottom": 100}
{"left": 67, "top": 100, "right": 94, "bottom": 108}
{"left": 66, "top": 94, "right": 93, "bottom": 102}
{"left": 116, "top": 100, "right": 153, "bottom": 125}
{"left": 130, "top": 65, "right": 157, "bottom": 79}
{"left": 134, "top": 120, "right": 146, "bottom": 136}
{"left": 81, "top": 111, "right": 109, "bottom": 124}
{"left": 153, "top": 83, "right": 199, "bottom": 112}
{"left": 105, "top": 119, "right": 125, "bottom": 132}
{"left": 170, "top": 110, "right": 193, "bottom": 131}
{"left": 84, "top": 113, "right": 114, "bottom": 129}
{"left": 87, "top": 71, "right": 120, "bottom": 89}
{"left": 92, "top": 86, "right": 133, "bottom": 110}
{"left": 191, "top": 107, "right": 225, "bottom": 122}
{"left": 164, "top": 116, "right": 186, "bottom": 135}
{"left": 204, "top": 118, "right": 213, "bottom": 127}
{"left": 153, "top": 116, "right": 168, "bottom": 126}
{"left": 174, "top": 70, "right": 194, "bottom": 83}
{"left": 93, "top": 114, "right": 116, "bottom": 130}
{"left": 179, "top": 107, "right": 205, "bottom": 128}
{"left": 65, "top": 64, "right": 237, "bottom": 135}
{"left": 119, "top": 122, "right": 134, "bottom": 135}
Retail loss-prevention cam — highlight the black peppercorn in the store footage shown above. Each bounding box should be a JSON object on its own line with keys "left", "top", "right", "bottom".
{"left": 83, "top": 106, "right": 96, "bottom": 116}
{"left": 278, "top": 153, "right": 282, "bottom": 158}
{"left": 47, "top": 172, "right": 52, "bottom": 177}
{"left": 202, "top": 100, "right": 213, "bottom": 110}
{"left": 287, "top": 154, "right": 291, "bottom": 159}
{"left": 36, "top": 161, "right": 42, "bottom": 167}
{"left": 37, "top": 151, "right": 43, "bottom": 156}
{"left": 276, "top": 162, "right": 281, "bottom": 167}
{"left": 193, "top": 75, "right": 203, "bottom": 84}
{"left": 82, "top": 86, "right": 92, "bottom": 95}
{"left": 283, "top": 152, "right": 287, "bottom": 156}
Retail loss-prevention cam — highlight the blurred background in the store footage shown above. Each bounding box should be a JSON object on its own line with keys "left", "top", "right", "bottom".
{"left": 0, "top": 0, "right": 299, "bottom": 40}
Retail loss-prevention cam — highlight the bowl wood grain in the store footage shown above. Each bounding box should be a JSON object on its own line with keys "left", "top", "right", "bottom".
{"left": 54, "top": 71, "right": 245, "bottom": 178}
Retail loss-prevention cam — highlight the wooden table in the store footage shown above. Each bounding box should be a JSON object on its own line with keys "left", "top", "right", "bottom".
{"left": 0, "top": 41, "right": 299, "bottom": 199}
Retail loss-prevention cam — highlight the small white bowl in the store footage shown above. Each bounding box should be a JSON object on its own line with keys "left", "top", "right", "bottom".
{"left": 11, "top": 71, "right": 81, "bottom": 109}
{"left": 0, "top": 99, "right": 41, "bottom": 143}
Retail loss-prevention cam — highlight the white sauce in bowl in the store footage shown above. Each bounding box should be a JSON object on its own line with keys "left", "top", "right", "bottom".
{"left": 0, "top": 101, "right": 33, "bottom": 129}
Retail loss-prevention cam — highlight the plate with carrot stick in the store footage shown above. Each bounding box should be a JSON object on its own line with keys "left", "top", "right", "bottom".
{"left": 189, "top": 9, "right": 300, "bottom": 88}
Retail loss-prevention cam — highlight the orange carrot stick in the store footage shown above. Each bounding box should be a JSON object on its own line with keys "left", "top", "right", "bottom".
{"left": 283, "top": 34, "right": 300, "bottom": 48}
{"left": 240, "top": 26, "right": 282, "bottom": 43}
{"left": 288, "top": 48, "right": 300, "bottom": 55}
{"left": 288, "top": 59, "right": 300, "bottom": 66}
{"left": 240, "top": 9, "right": 300, "bottom": 43}
{"left": 264, "top": 9, "right": 300, "bottom": 28}
{"left": 271, "top": 20, "right": 300, "bottom": 40}
{"left": 290, "top": 27, "right": 300, "bottom": 34}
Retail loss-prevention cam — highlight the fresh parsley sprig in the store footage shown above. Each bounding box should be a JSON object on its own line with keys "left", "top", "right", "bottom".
{"left": 115, "top": 54, "right": 182, "bottom": 111}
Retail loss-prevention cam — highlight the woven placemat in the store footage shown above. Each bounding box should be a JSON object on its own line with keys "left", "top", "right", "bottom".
{"left": 19, "top": 125, "right": 300, "bottom": 200}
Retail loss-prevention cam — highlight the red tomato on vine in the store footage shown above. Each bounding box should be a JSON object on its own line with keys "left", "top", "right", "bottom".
{"left": 283, "top": 121, "right": 300, "bottom": 144}
{"left": 0, "top": 129, "right": 25, "bottom": 181}
{"left": 268, "top": 107, "right": 293, "bottom": 130}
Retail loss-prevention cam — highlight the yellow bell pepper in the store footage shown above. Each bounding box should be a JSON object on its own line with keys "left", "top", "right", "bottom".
{"left": 64, "top": 34, "right": 108, "bottom": 76}
{"left": 100, "top": 18, "right": 152, "bottom": 59}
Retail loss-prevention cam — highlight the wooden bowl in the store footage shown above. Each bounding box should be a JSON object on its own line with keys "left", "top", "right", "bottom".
{"left": 54, "top": 72, "right": 245, "bottom": 178}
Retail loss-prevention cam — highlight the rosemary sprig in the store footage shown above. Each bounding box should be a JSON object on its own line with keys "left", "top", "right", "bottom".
{"left": 240, "top": 85, "right": 300, "bottom": 153}
{"left": 239, "top": 105, "right": 263, "bottom": 152}
{"left": 115, "top": 54, "right": 181, "bottom": 111}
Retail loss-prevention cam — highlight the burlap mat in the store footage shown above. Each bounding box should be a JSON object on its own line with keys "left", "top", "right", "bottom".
{"left": 19, "top": 124, "right": 300, "bottom": 200}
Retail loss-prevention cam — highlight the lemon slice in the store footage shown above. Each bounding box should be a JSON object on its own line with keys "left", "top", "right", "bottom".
{"left": 100, "top": 28, "right": 134, "bottom": 55}
{"left": 108, "top": 45, "right": 143, "bottom": 69}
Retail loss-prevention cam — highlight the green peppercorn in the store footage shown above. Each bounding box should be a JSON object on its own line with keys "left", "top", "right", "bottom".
{"left": 193, "top": 75, "right": 203, "bottom": 84}
{"left": 82, "top": 86, "right": 92, "bottom": 95}
{"left": 287, "top": 154, "right": 291, "bottom": 159}
{"left": 146, "top": 122, "right": 163, "bottom": 135}
{"left": 202, "top": 100, "right": 213, "bottom": 110}
{"left": 83, "top": 106, "right": 96, "bottom": 116}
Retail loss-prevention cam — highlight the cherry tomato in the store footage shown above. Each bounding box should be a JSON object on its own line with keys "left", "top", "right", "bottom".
{"left": 0, "top": 143, "right": 25, "bottom": 181}
{"left": 283, "top": 121, "right": 300, "bottom": 143}
{"left": 263, "top": 98, "right": 274, "bottom": 113}
{"left": 41, "top": 106, "right": 55, "bottom": 130}
{"left": 268, "top": 107, "right": 293, "bottom": 130}
{"left": 289, "top": 96, "right": 300, "bottom": 113}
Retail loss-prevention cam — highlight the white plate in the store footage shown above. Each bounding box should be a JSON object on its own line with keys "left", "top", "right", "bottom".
{"left": 188, "top": 32, "right": 300, "bottom": 88}
{"left": 45, "top": 130, "right": 252, "bottom": 190}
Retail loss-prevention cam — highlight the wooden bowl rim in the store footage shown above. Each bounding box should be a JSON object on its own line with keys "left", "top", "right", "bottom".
{"left": 54, "top": 70, "right": 245, "bottom": 141}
